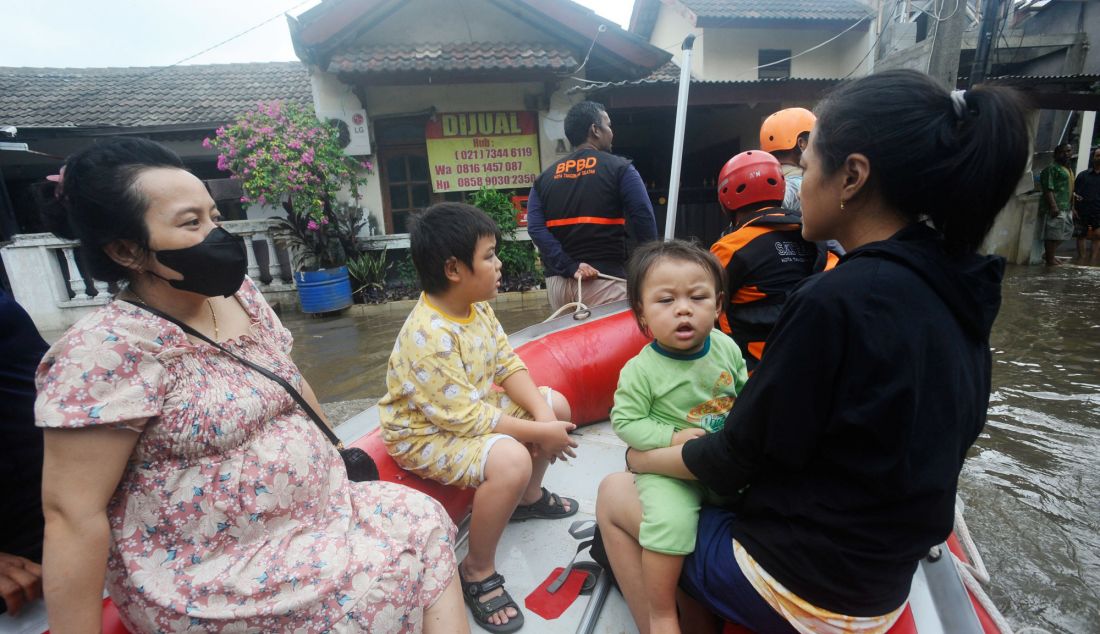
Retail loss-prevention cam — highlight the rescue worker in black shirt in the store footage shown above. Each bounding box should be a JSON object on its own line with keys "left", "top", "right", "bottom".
{"left": 710, "top": 150, "right": 837, "bottom": 371}
{"left": 527, "top": 101, "right": 658, "bottom": 311}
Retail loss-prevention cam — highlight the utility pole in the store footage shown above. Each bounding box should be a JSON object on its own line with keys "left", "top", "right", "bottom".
{"left": 925, "top": 0, "right": 968, "bottom": 90}
{"left": 969, "top": 0, "right": 1003, "bottom": 87}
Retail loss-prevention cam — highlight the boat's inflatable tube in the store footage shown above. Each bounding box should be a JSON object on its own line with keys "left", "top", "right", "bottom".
{"left": 349, "top": 308, "right": 649, "bottom": 524}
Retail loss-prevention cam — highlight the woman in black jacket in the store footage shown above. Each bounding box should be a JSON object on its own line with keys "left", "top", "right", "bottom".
{"left": 596, "top": 69, "right": 1030, "bottom": 634}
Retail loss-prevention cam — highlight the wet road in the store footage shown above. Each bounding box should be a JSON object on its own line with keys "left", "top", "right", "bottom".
{"left": 285, "top": 265, "right": 1099, "bottom": 633}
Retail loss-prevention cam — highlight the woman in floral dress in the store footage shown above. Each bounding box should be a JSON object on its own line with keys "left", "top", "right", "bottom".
{"left": 35, "top": 138, "right": 467, "bottom": 633}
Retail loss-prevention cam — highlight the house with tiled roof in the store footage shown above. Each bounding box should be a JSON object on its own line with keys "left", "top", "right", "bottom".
{"left": 630, "top": 0, "right": 873, "bottom": 82}
{"left": 549, "top": 0, "right": 874, "bottom": 245}
{"left": 286, "top": 0, "right": 671, "bottom": 236}
{"left": 0, "top": 62, "right": 313, "bottom": 237}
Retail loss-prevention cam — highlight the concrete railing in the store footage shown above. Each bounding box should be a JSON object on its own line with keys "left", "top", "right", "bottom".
{"left": 1, "top": 219, "right": 294, "bottom": 334}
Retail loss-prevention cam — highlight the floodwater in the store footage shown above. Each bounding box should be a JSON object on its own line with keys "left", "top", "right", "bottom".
{"left": 284, "top": 265, "right": 1100, "bottom": 633}
{"left": 959, "top": 263, "right": 1100, "bottom": 634}
{"left": 284, "top": 296, "right": 553, "bottom": 404}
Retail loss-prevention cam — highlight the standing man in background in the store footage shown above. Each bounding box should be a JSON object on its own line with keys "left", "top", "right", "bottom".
{"left": 527, "top": 101, "right": 657, "bottom": 311}
{"left": 1039, "top": 143, "right": 1075, "bottom": 266}
{"left": 1073, "top": 147, "right": 1100, "bottom": 264}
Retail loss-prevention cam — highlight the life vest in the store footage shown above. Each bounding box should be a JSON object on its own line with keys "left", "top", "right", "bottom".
{"left": 534, "top": 148, "right": 633, "bottom": 272}
{"left": 710, "top": 210, "right": 838, "bottom": 370}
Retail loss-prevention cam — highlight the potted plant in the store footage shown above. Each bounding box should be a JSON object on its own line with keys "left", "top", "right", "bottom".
{"left": 205, "top": 101, "right": 374, "bottom": 313}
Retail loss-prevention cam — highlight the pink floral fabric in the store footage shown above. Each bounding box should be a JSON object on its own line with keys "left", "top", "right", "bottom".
{"left": 35, "top": 278, "right": 457, "bottom": 632}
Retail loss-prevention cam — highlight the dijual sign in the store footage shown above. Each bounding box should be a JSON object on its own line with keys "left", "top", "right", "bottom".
{"left": 425, "top": 111, "right": 541, "bottom": 193}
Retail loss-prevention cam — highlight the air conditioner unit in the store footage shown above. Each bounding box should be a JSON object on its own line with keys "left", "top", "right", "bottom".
{"left": 325, "top": 109, "right": 372, "bottom": 156}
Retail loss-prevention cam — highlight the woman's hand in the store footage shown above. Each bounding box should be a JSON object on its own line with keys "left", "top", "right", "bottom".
{"left": 625, "top": 445, "right": 697, "bottom": 480}
{"left": 671, "top": 428, "right": 707, "bottom": 445}
{"left": 0, "top": 552, "right": 42, "bottom": 616}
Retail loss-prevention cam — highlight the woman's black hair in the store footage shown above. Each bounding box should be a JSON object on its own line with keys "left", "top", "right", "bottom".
{"left": 564, "top": 101, "right": 606, "bottom": 148}
{"left": 625, "top": 239, "right": 726, "bottom": 335}
{"left": 37, "top": 137, "right": 187, "bottom": 284}
{"left": 812, "top": 69, "right": 1030, "bottom": 253}
{"left": 409, "top": 202, "right": 501, "bottom": 295}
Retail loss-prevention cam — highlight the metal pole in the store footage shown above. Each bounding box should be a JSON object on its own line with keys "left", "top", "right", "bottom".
{"left": 575, "top": 572, "right": 611, "bottom": 634}
{"left": 1076, "top": 111, "right": 1096, "bottom": 175}
{"left": 969, "top": 0, "right": 1001, "bottom": 87}
{"left": 663, "top": 34, "right": 695, "bottom": 241}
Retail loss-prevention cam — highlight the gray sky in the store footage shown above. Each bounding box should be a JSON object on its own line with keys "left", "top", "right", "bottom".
{"left": 0, "top": 0, "right": 636, "bottom": 68}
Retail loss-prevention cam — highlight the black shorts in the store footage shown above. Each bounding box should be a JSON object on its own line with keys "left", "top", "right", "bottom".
{"left": 1076, "top": 210, "right": 1100, "bottom": 237}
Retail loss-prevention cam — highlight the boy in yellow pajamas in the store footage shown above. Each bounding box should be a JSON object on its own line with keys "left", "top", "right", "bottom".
{"left": 379, "top": 202, "right": 579, "bottom": 633}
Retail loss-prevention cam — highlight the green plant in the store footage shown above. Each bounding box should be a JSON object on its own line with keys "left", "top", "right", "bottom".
{"left": 347, "top": 246, "right": 390, "bottom": 293}
{"left": 396, "top": 251, "right": 420, "bottom": 290}
{"left": 467, "top": 187, "right": 538, "bottom": 278}
{"left": 205, "top": 101, "right": 374, "bottom": 270}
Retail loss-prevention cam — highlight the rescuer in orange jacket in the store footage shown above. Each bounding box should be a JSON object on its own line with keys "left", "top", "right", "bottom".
{"left": 710, "top": 151, "right": 837, "bottom": 371}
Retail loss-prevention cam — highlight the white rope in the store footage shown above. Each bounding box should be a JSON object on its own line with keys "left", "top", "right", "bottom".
{"left": 950, "top": 496, "right": 1053, "bottom": 634}
{"left": 543, "top": 273, "right": 625, "bottom": 322}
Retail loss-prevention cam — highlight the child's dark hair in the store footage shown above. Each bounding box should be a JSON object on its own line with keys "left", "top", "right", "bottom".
{"left": 625, "top": 239, "right": 726, "bottom": 335}
{"left": 564, "top": 101, "right": 606, "bottom": 147}
{"left": 36, "top": 137, "right": 187, "bottom": 284}
{"left": 813, "top": 69, "right": 1029, "bottom": 253}
{"left": 409, "top": 202, "right": 501, "bottom": 294}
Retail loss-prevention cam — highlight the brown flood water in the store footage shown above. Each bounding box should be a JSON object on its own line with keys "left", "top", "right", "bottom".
{"left": 285, "top": 265, "right": 1099, "bottom": 633}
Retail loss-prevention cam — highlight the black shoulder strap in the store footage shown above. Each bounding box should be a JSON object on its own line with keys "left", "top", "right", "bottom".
{"left": 120, "top": 299, "right": 343, "bottom": 448}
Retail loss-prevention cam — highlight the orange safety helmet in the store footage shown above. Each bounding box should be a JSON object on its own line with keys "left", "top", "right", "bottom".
{"left": 717, "top": 150, "right": 785, "bottom": 211}
{"left": 759, "top": 107, "right": 816, "bottom": 153}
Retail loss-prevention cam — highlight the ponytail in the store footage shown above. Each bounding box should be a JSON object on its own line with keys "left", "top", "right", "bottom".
{"left": 814, "top": 69, "right": 1030, "bottom": 253}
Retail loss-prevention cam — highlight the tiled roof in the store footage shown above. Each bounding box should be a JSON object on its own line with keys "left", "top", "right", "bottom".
{"left": 329, "top": 42, "right": 579, "bottom": 74}
{"left": 681, "top": 0, "right": 872, "bottom": 22}
{"left": 571, "top": 66, "right": 841, "bottom": 92}
{"left": 0, "top": 62, "right": 311, "bottom": 128}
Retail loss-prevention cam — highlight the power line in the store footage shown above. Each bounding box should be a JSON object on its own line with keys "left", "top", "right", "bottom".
{"left": 41, "top": 0, "right": 317, "bottom": 121}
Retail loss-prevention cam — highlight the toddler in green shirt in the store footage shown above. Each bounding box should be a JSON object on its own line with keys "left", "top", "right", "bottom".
{"left": 611, "top": 240, "right": 748, "bottom": 633}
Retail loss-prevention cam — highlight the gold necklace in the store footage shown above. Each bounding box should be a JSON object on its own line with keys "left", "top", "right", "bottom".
{"left": 207, "top": 299, "right": 219, "bottom": 341}
{"left": 129, "top": 285, "right": 218, "bottom": 341}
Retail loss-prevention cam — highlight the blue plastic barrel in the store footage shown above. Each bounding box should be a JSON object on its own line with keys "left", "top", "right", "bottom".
{"left": 293, "top": 266, "right": 353, "bottom": 313}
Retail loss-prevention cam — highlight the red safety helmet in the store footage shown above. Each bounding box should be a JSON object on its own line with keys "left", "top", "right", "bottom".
{"left": 717, "top": 151, "right": 785, "bottom": 212}
{"left": 759, "top": 107, "right": 816, "bottom": 153}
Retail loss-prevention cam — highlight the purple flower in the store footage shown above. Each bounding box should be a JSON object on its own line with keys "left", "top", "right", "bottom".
{"left": 307, "top": 220, "right": 320, "bottom": 231}
{"left": 202, "top": 138, "right": 212, "bottom": 149}
{"left": 216, "top": 155, "right": 229, "bottom": 171}
{"left": 321, "top": 217, "right": 329, "bottom": 225}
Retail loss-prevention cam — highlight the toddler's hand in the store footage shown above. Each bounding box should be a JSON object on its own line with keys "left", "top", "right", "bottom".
{"left": 537, "top": 420, "right": 579, "bottom": 462}
{"left": 671, "top": 428, "right": 707, "bottom": 445}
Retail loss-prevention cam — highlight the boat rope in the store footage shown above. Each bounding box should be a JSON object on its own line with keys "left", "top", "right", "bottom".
{"left": 951, "top": 497, "right": 1051, "bottom": 634}
{"left": 544, "top": 273, "right": 626, "bottom": 322}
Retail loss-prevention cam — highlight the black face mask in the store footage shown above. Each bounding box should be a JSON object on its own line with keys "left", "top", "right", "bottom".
{"left": 153, "top": 227, "right": 247, "bottom": 297}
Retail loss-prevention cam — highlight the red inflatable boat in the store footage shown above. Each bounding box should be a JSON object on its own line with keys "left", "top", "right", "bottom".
{"left": 4, "top": 301, "right": 1012, "bottom": 634}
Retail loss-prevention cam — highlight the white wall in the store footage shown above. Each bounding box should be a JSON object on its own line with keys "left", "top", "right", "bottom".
{"left": 703, "top": 26, "right": 872, "bottom": 80}
{"left": 352, "top": 0, "right": 551, "bottom": 46}
{"left": 650, "top": 2, "right": 703, "bottom": 72}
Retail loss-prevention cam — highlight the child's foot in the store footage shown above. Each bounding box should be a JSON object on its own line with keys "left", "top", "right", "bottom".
{"left": 459, "top": 562, "right": 524, "bottom": 632}
{"left": 511, "top": 487, "right": 578, "bottom": 521}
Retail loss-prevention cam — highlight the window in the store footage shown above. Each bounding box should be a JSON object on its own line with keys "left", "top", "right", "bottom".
{"left": 758, "top": 49, "right": 791, "bottom": 80}
{"left": 383, "top": 151, "right": 432, "bottom": 234}
{"left": 376, "top": 117, "right": 465, "bottom": 234}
